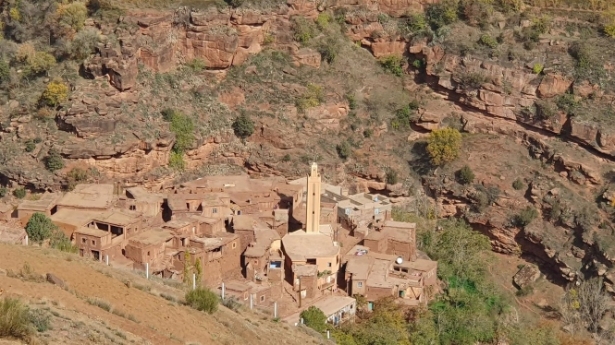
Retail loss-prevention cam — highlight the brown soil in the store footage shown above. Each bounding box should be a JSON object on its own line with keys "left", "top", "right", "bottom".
{"left": 0, "top": 243, "right": 325, "bottom": 345}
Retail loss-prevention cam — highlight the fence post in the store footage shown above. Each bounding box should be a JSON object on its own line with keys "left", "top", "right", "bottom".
{"left": 274, "top": 302, "right": 277, "bottom": 319}
{"left": 25, "top": 235, "right": 28, "bottom": 246}
{"left": 106, "top": 255, "right": 109, "bottom": 266}
{"left": 192, "top": 273, "right": 196, "bottom": 290}
{"left": 327, "top": 330, "right": 330, "bottom": 339}
{"left": 249, "top": 294, "right": 253, "bottom": 310}
{"left": 146, "top": 263, "right": 149, "bottom": 280}
{"left": 221, "top": 282, "right": 225, "bottom": 300}
{"left": 300, "top": 318, "right": 304, "bottom": 325}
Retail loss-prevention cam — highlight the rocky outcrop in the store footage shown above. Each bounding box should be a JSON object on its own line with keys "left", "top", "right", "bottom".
{"left": 513, "top": 264, "right": 541, "bottom": 289}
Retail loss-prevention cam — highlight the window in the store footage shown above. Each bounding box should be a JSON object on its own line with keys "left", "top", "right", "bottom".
{"left": 129, "top": 205, "right": 136, "bottom": 211}
{"left": 328, "top": 262, "right": 332, "bottom": 268}
{"left": 232, "top": 242, "right": 237, "bottom": 249}
{"left": 374, "top": 208, "right": 380, "bottom": 215}
{"left": 91, "top": 240, "right": 96, "bottom": 245}
{"left": 260, "top": 295, "right": 265, "bottom": 302}
{"left": 357, "top": 282, "right": 363, "bottom": 287}
{"left": 147, "top": 251, "right": 150, "bottom": 256}
{"left": 82, "top": 238, "right": 86, "bottom": 244}
{"left": 344, "top": 208, "right": 351, "bottom": 215}
{"left": 212, "top": 208, "right": 218, "bottom": 214}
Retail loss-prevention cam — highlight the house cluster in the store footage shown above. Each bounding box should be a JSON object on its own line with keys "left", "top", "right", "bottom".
{"left": 0, "top": 163, "right": 437, "bottom": 325}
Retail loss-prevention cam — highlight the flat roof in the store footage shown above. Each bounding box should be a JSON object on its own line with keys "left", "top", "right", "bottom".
{"left": 51, "top": 208, "right": 101, "bottom": 227}
{"left": 282, "top": 230, "right": 339, "bottom": 261}
{"left": 128, "top": 228, "right": 174, "bottom": 247}
{"left": 404, "top": 259, "right": 437, "bottom": 272}
{"left": 191, "top": 233, "right": 238, "bottom": 250}
{"left": 92, "top": 209, "right": 140, "bottom": 226}
{"left": 162, "top": 218, "right": 196, "bottom": 229}
{"left": 293, "top": 264, "right": 318, "bottom": 276}
{"left": 0, "top": 202, "right": 13, "bottom": 213}
{"left": 17, "top": 193, "right": 62, "bottom": 212}
{"left": 125, "top": 187, "right": 165, "bottom": 203}
{"left": 56, "top": 184, "right": 115, "bottom": 209}
{"left": 75, "top": 227, "right": 110, "bottom": 238}
{"left": 312, "top": 296, "right": 356, "bottom": 317}
{"left": 189, "top": 215, "right": 222, "bottom": 224}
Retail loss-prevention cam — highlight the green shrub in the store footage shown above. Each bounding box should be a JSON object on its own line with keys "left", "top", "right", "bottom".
{"left": 222, "top": 297, "right": 241, "bottom": 312}
{"left": 185, "top": 288, "right": 219, "bottom": 314}
{"left": 70, "top": 27, "right": 100, "bottom": 60}
{"left": 45, "top": 148, "right": 64, "bottom": 172}
{"left": 300, "top": 306, "right": 328, "bottom": 333}
{"left": 363, "top": 128, "right": 373, "bottom": 138}
{"left": 535, "top": 100, "right": 557, "bottom": 120}
{"left": 87, "top": 298, "right": 112, "bottom": 312}
{"left": 427, "top": 128, "right": 462, "bottom": 165}
{"left": 346, "top": 94, "right": 358, "bottom": 110}
{"left": 605, "top": 24, "right": 615, "bottom": 38}
{"left": 185, "top": 58, "right": 206, "bottom": 72}
{"left": 532, "top": 63, "right": 544, "bottom": 74}
{"left": 26, "top": 212, "right": 57, "bottom": 244}
{"left": 336, "top": 141, "right": 351, "bottom": 160}
{"left": 162, "top": 109, "right": 195, "bottom": 154}
{"left": 458, "top": 72, "right": 487, "bottom": 89}
{"left": 25, "top": 140, "right": 36, "bottom": 152}
{"left": 296, "top": 84, "right": 324, "bottom": 111}
{"left": 392, "top": 103, "right": 418, "bottom": 130}
{"left": 24, "top": 52, "right": 56, "bottom": 77}
{"left": 0, "top": 59, "right": 9, "bottom": 84}
{"left": 168, "top": 152, "right": 185, "bottom": 170}
{"left": 232, "top": 113, "right": 255, "bottom": 139}
{"left": 513, "top": 206, "right": 539, "bottom": 227}
{"left": 316, "top": 13, "right": 331, "bottom": 29}
{"left": 13, "top": 188, "right": 26, "bottom": 199}
{"left": 0, "top": 298, "right": 34, "bottom": 340}
{"left": 386, "top": 169, "right": 398, "bottom": 185}
{"left": 282, "top": 154, "right": 291, "bottom": 162}
{"left": 0, "top": 187, "right": 7, "bottom": 197}
{"left": 379, "top": 55, "right": 404, "bottom": 76}
{"left": 318, "top": 39, "right": 338, "bottom": 64}
{"left": 28, "top": 309, "right": 50, "bottom": 332}
{"left": 556, "top": 93, "right": 579, "bottom": 115}
{"left": 293, "top": 17, "right": 318, "bottom": 44}
{"left": 406, "top": 13, "right": 428, "bottom": 33}
{"left": 426, "top": 2, "right": 458, "bottom": 30}
{"left": 456, "top": 165, "right": 475, "bottom": 185}
{"left": 50, "top": 230, "right": 77, "bottom": 253}
{"left": 512, "top": 178, "right": 524, "bottom": 190}
{"left": 479, "top": 34, "right": 498, "bottom": 48}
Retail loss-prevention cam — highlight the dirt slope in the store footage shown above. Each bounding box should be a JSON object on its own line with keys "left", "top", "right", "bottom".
{"left": 0, "top": 243, "right": 323, "bottom": 345}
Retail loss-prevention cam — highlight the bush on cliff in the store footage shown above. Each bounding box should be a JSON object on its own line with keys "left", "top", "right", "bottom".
{"left": 25, "top": 212, "right": 56, "bottom": 244}
{"left": 427, "top": 128, "right": 462, "bottom": 166}
{"left": 232, "top": 113, "right": 255, "bottom": 139}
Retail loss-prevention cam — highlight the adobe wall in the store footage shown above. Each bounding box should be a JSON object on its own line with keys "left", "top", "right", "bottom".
{"left": 221, "top": 237, "right": 242, "bottom": 274}
{"left": 366, "top": 286, "right": 393, "bottom": 302}
{"left": 363, "top": 238, "right": 386, "bottom": 254}
{"left": 387, "top": 239, "right": 414, "bottom": 261}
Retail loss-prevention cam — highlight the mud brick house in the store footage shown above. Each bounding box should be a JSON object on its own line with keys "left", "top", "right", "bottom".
{"left": 188, "top": 233, "right": 242, "bottom": 287}
{"left": 17, "top": 192, "right": 62, "bottom": 223}
{"left": 165, "top": 193, "right": 231, "bottom": 220}
{"left": 231, "top": 214, "right": 271, "bottom": 252}
{"left": 118, "top": 187, "right": 165, "bottom": 223}
{"left": 343, "top": 245, "right": 437, "bottom": 307}
{"left": 188, "top": 215, "right": 226, "bottom": 237}
{"left": 260, "top": 209, "right": 290, "bottom": 238}
{"left": 161, "top": 217, "right": 200, "bottom": 245}
{"left": 282, "top": 163, "right": 341, "bottom": 297}
{"left": 223, "top": 280, "right": 275, "bottom": 306}
{"left": 124, "top": 227, "right": 175, "bottom": 271}
{"left": 285, "top": 296, "right": 356, "bottom": 326}
{"left": 75, "top": 209, "right": 145, "bottom": 261}
{"left": 292, "top": 264, "right": 319, "bottom": 299}
{"left": 363, "top": 220, "right": 417, "bottom": 261}
{"left": 336, "top": 193, "right": 392, "bottom": 235}
{"left": 244, "top": 228, "right": 283, "bottom": 283}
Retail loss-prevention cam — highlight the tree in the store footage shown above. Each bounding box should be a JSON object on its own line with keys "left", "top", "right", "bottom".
{"left": 232, "top": 113, "right": 255, "bottom": 139}
{"left": 44, "top": 149, "right": 64, "bottom": 172}
{"left": 336, "top": 141, "right": 351, "bottom": 160}
{"left": 300, "top": 306, "right": 328, "bottom": 333}
{"left": 57, "top": 2, "right": 88, "bottom": 32}
{"left": 427, "top": 128, "right": 462, "bottom": 165}
{"left": 25, "top": 212, "right": 57, "bottom": 244}
{"left": 70, "top": 27, "right": 99, "bottom": 60}
{"left": 194, "top": 258, "right": 203, "bottom": 286}
{"left": 41, "top": 81, "right": 68, "bottom": 107}
{"left": 13, "top": 188, "right": 26, "bottom": 199}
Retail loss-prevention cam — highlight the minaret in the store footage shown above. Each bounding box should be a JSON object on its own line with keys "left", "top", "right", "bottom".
{"left": 305, "top": 162, "right": 321, "bottom": 234}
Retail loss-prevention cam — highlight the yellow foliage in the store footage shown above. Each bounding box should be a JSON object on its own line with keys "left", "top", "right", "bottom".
{"left": 9, "top": 7, "right": 21, "bottom": 21}
{"left": 41, "top": 81, "right": 69, "bottom": 107}
{"left": 57, "top": 2, "right": 88, "bottom": 32}
{"left": 16, "top": 43, "right": 36, "bottom": 63}
{"left": 427, "top": 127, "right": 462, "bottom": 165}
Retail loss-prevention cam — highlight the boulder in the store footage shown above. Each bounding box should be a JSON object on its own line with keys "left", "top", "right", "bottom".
{"left": 513, "top": 264, "right": 541, "bottom": 289}
{"left": 537, "top": 74, "right": 572, "bottom": 98}
{"left": 46, "top": 273, "right": 66, "bottom": 288}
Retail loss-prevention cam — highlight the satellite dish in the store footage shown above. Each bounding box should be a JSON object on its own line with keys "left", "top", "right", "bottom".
{"left": 396, "top": 257, "right": 403, "bottom": 264}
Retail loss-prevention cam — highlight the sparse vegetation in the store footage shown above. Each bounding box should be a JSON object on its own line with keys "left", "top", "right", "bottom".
{"left": 336, "top": 141, "right": 351, "bottom": 160}
{"left": 13, "top": 188, "right": 26, "bottom": 199}
{"left": 41, "top": 81, "right": 69, "bottom": 107}
{"left": 185, "top": 288, "right": 219, "bottom": 314}
{"left": 379, "top": 55, "right": 404, "bottom": 76}
{"left": 296, "top": 84, "right": 324, "bottom": 111}
{"left": 513, "top": 206, "right": 539, "bottom": 227}
{"left": 0, "top": 298, "right": 34, "bottom": 341}
{"left": 512, "top": 178, "right": 525, "bottom": 190}
{"left": 44, "top": 148, "right": 64, "bottom": 172}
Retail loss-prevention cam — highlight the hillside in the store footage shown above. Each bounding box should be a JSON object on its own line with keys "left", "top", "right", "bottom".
{"left": 0, "top": 243, "right": 323, "bottom": 345}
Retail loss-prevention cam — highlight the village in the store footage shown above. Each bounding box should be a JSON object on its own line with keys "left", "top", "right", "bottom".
{"left": 0, "top": 163, "right": 437, "bottom": 326}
